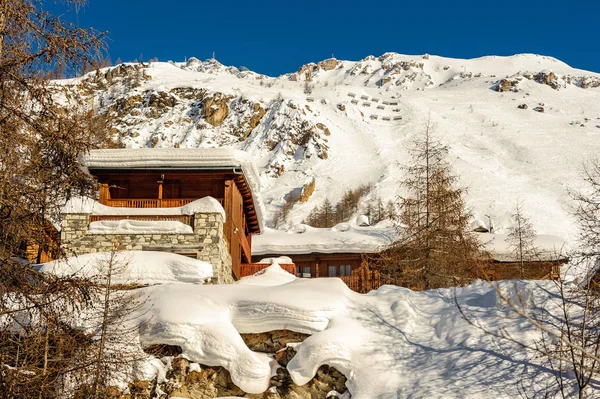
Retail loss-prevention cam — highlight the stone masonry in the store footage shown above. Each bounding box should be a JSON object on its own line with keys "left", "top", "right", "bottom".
{"left": 61, "top": 212, "right": 234, "bottom": 284}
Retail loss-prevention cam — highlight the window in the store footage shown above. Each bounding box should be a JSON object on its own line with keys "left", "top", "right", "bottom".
{"left": 328, "top": 265, "right": 337, "bottom": 277}
{"left": 336, "top": 264, "right": 352, "bottom": 276}
{"left": 302, "top": 266, "right": 311, "bottom": 278}
{"left": 296, "top": 265, "right": 302, "bottom": 277}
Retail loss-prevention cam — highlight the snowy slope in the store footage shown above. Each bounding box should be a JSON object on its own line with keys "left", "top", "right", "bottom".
{"left": 72, "top": 53, "right": 600, "bottom": 241}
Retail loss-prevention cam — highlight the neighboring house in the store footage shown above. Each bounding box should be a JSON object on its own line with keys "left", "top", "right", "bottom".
{"left": 60, "top": 148, "right": 265, "bottom": 283}
{"left": 252, "top": 225, "right": 569, "bottom": 291}
{"left": 251, "top": 222, "right": 397, "bottom": 291}
{"left": 478, "top": 233, "right": 569, "bottom": 280}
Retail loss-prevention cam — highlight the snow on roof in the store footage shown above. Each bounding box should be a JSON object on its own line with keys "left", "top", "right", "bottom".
{"left": 62, "top": 196, "right": 225, "bottom": 219}
{"left": 252, "top": 223, "right": 397, "bottom": 256}
{"left": 82, "top": 148, "right": 265, "bottom": 230}
{"left": 38, "top": 251, "right": 213, "bottom": 285}
{"left": 479, "top": 233, "right": 569, "bottom": 262}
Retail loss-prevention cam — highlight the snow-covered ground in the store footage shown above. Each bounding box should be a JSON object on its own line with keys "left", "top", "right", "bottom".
{"left": 73, "top": 52, "right": 600, "bottom": 243}
{"left": 122, "top": 262, "right": 589, "bottom": 398}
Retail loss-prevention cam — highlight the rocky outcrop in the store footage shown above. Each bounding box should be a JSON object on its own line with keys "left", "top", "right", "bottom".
{"left": 240, "top": 330, "right": 310, "bottom": 353}
{"left": 315, "top": 122, "right": 331, "bottom": 136}
{"left": 107, "top": 330, "right": 348, "bottom": 399}
{"left": 493, "top": 78, "right": 521, "bottom": 92}
{"left": 317, "top": 58, "right": 341, "bottom": 71}
{"left": 170, "top": 87, "right": 207, "bottom": 101}
{"left": 518, "top": 104, "right": 528, "bottom": 109}
{"left": 231, "top": 100, "right": 266, "bottom": 140}
{"left": 202, "top": 92, "right": 230, "bottom": 127}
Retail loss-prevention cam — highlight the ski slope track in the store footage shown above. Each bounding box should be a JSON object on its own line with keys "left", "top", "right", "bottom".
{"left": 72, "top": 53, "right": 600, "bottom": 240}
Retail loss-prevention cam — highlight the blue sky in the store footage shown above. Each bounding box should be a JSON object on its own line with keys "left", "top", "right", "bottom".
{"left": 55, "top": 0, "right": 600, "bottom": 76}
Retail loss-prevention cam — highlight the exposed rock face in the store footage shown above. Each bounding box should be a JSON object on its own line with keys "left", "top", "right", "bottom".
{"left": 534, "top": 106, "right": 545, "bottom": 113}
{"left": 494, "top": 78, "right": 521, "bottom": 92}
{"left": 518, "top": 104, "right": 528, "bottom": 109}
{"left": 240, "top": 330, "right": 310, "bottom": 353}
{"left": 317, "top": 58, "right": 341, "bottom": 71}
{"left": 202, "top": 92, "right": 230, "bottom": 127}
{"left": 315, "top": 122, "right": 331, "bottom": 136}
{"left": 109, "top": 330, "right": 348, "bottom": 399}
{"left": 230, "top": 100, "right": 266, "bottom": 140}
{"left": 170, "top": 87, "right": 207, "bottom": 101}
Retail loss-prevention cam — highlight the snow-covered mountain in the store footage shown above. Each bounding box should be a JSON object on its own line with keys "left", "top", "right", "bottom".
{"left": 73, "top": 53, "right": 600, "bottom": 240}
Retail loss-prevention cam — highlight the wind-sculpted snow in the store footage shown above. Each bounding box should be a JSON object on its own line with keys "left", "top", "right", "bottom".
{"left": 130, "top": 264, "right": 568, "bottom": 398}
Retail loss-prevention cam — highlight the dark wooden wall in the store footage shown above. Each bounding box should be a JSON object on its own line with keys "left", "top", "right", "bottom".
{"left": 93, "top": 171, "right": 227, "bottom": 200}
{"left": 251, "top": 253, "right": 364, "bottom": 278}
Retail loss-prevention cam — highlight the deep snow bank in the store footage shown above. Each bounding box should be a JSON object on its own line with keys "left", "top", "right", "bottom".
{"left": 130, "top": 264, "right": 566, "bottom": 398}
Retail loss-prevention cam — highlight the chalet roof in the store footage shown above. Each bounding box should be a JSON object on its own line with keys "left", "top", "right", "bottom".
{"left": 82, "top": 148, "right": 265, "bottom": 232}
{"left": 252, "top": 223, "right": 398, "bottom": 256}
{"left": 478, "top": 233, "right": 569, "bottom": 262}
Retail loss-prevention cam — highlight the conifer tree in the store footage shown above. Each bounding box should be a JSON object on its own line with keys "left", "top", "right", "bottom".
{"left": 390, "top": 119, "right": 482, "bottom": 289}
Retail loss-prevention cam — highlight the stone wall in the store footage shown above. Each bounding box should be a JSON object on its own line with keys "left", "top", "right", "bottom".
{"left": 61, "top": 212, "right": 233, "bottom": 284}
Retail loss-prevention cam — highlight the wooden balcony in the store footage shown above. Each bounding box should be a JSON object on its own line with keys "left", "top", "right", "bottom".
{"left": 105, "top": 198, "right": 196, "bottom": 208}
{"left": 103, "top": 198, "right": 224, "bottom": 208}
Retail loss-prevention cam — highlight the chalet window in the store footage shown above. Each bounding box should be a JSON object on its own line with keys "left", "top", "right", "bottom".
{"left": 302, "top": 266, "right": 311, "bottom": 278}
{"left": 296, "top": 265, "right": 301, "bottom": 277}
{"left": 334, "top": 265, "right": 352, "bottom": 276}
{"left": 344, "top": 264, "right": 352, "bottom": 276}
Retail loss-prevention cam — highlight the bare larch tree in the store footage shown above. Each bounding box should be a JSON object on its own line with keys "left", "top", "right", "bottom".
{"left": 386, "top": 118, "right": 483, "bottom": 289}
{"left": 506, "top": 202, "right": 538, "bottom": 279}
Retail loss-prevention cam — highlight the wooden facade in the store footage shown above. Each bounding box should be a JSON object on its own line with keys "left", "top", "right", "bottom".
{"left": 251, "top": 253, "right": 365, "bottom": 278}
{"left": 90, "top": 168, "right": 260, "bottom": 280}
{"left": 24, "top": 221, "right": 61, "bottom": 264}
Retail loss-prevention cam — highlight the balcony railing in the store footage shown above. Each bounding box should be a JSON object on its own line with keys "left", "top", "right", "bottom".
{"left": 240, "top": 263, "right": 296, "bottom": 278}
{"left": 102, "top": 198, "right": 225, "bottom": 208}
{"left": 105, "top": 198, "right": 194, "bottom": 208}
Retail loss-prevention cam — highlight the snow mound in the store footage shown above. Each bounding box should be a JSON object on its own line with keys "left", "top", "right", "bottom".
{"left": 130, "top": 278, "right": 565, "bottom": 398}
{"left": 236, "top": 261, "right": 297, "bottom": 287}
{"left": 38, "top": 251, "right": 213, "bottom": 285}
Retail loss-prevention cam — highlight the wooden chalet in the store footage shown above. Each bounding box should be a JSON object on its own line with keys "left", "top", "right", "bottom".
{"left": 251, "top": 224, "right": 397, "bottom": 291}
{"left": 82, "top": 148, "right": 264, "bottom": 280}
{"left": 251, "top": 227, "right": 570, "bottom": 292}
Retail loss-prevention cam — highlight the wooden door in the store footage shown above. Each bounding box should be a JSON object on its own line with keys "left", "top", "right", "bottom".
{"left": 224, "top": 180, "right": 245, "bottom": 279}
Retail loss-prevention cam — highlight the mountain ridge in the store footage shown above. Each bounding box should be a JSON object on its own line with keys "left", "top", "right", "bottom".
{"left": 68, "top": 52, "right": 600, "bottom": 240}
